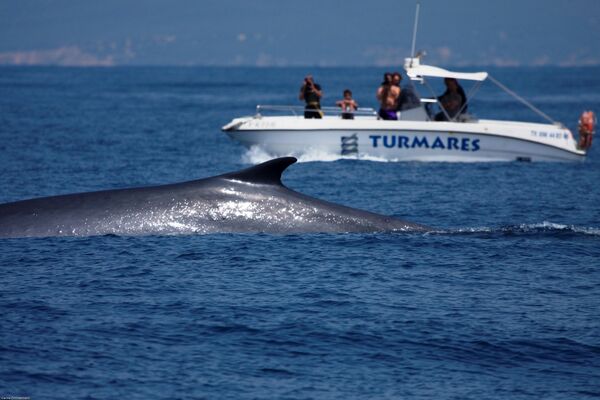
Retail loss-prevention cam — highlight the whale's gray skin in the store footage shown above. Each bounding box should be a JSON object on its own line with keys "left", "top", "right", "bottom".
{"left": 0, "top": 157, "right": 430, "bottom": 238}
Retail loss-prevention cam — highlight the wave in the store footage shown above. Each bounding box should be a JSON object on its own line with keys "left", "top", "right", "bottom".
{"left": 242, "top": 145, "right": 393, "bottom": 164}
{"left": 433, "top": 221, "right": 600, "bottom": 237}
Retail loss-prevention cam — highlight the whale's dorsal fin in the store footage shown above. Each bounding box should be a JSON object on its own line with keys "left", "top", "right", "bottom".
{"left": 221, "top": 157, "right": 297, "bottom": 185}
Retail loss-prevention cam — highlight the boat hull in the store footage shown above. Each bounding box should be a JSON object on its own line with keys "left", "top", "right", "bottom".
{"left": 224, "top": 118, "right": 585, "bottom": 162}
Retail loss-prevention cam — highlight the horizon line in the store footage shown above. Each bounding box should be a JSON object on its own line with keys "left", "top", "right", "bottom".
{"left": 1, "top": 63, "right": 599, "bottom": 69}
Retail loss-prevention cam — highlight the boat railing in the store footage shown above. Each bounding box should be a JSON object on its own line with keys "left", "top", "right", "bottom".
{"left": 255, "top": 105, "right": 378, "bottom": 117}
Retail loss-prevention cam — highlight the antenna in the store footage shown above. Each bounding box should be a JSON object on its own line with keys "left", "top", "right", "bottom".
{"left": 410, "top": 3, "right": 420, "bottom": 66}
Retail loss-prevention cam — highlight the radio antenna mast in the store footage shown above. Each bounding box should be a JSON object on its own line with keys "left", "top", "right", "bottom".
{"left": 410, "top": 3, "right": 420, "bottom": 66}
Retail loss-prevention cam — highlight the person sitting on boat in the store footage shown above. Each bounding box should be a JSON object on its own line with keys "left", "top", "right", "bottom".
{"left": 376, "top": 72, "right": 400, "bottom": 120}
{"left": 299, "top": 75, "right": 323, "bottom": 119}
{"left": 393, "top": 72, "right": 421, "bottom": 111}
{"left": 336, "top": 89, "right": 358, "bottom": 120}
{"left": 434, "top": 78, "right": 467, "bottom": 121}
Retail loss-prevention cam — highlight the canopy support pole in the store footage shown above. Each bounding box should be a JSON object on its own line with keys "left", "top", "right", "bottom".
{"left": 488, "top": 75, "right": 556, "bottom": 125}
{"left": 422, "top": 79, "right": 452, "bottom": 121}
{"left": 454, "top": 80, "right": 483, "bottom": 120}
{"left": 410, "top": 3, "right": 420, "bottom": 62}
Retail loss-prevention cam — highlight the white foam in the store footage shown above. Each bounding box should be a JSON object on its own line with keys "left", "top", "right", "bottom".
{"left": 449, "top": 222, "right": 600, "bottom": 236}
{"left": 514, "top": 221, "right": 600, "bottom": 235}
{"left": 242, "top": 145, "right": 394, "bottom": 164}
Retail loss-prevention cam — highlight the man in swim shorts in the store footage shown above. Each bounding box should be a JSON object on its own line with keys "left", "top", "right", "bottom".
{"left": 376, "top": 72, "right": 400, "bottom": 120}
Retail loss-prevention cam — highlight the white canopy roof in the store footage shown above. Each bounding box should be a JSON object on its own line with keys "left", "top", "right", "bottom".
{"left": 406, "top": 64, "right": 488, "bottom": 81}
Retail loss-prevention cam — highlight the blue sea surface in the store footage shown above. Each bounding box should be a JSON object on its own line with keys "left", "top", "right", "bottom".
{"left": 1, "top": 66, "right": 600, "bottom": 399}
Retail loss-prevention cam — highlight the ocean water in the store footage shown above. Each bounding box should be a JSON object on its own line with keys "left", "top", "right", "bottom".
{"left": 1, "top": 66, "right": 600, "bottom": 399}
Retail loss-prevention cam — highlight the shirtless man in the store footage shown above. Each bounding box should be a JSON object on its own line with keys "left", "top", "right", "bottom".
{"left": 392, "top": 71, "right": 402, "bottom": 87}
{"left": 376, "top": 72, "right": 400, "bottom": 120}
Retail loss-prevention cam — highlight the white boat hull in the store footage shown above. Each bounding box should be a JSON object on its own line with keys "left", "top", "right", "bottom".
{"left": 223, "top": 116, "right": 586, "bottom": 162}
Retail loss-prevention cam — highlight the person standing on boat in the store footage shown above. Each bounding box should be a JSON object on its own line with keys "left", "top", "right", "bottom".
{"left": 435, "top": 78, "right": 467, "bottom": 121}
{"left": 299, "top": 75, "right": 323, "bottom": 119}
{"left": 391, "top": 72, "right": 402, "bottom": 88}
{"left": 336, "top": 89, "right": 358, "bottom": 120}
{"left": 376, "top": 72, "right": 400, "bottom": 120}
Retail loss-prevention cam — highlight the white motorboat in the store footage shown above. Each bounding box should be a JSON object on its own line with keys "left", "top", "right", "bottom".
{"left": 222, "top": 6, "right": 594, "bottom": 162}
{"left": 222, "top": 64, "right": 590, "bottom": 162}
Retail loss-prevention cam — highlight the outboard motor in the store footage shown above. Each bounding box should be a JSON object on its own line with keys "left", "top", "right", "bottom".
{"left": 578, "top": 111, "right": 596, "bottom": 150}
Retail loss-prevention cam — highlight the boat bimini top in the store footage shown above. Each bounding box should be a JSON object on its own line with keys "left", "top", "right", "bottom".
{"left": 402, "top": 55, "right": 558, "bottom": 126}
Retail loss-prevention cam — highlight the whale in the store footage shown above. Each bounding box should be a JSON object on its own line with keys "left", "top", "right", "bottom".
{"left": 0, "top": 157, "right": 430, "bottom": 238}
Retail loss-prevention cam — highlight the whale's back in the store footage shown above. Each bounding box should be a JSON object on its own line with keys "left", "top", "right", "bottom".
{"left": 0, "top": 158, "right": 429, "bottom": 238}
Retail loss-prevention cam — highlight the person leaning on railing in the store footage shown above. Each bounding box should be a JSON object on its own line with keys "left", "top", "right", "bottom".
{"left": 299, "top": 75, "right": 323, "bottom": 119}
{"left": 336, "top": 89, "right": 359, "bottom": 120}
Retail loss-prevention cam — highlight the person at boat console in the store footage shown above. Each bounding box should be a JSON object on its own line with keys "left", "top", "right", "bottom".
{"left": 376, "top": 72, "right": 400, "bottom": 120}
{"left": 299, "top": 75, "right": 323, "bottom": 119}
{"left": 336, "top": 89, "right": 358, "bottom": 119}
{"left": 434, "top": 78, "right": 467, "bottom": 121}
